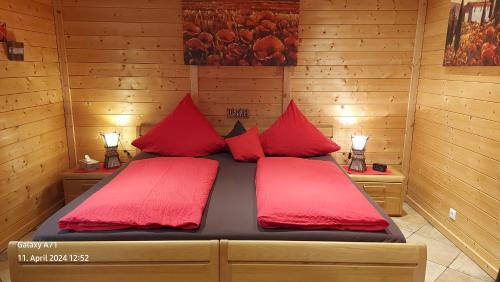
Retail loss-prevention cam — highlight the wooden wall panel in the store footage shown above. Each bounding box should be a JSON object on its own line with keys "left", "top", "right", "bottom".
{"left": 0, "top": 0, "right": 68, "bottom": 251}
{"left": 198, "top": 66, "right": 284, "bottom": 131}
{"left": 60, "top": 0, "right": 417, "bottom": 165}
{"left": 406, "top": 0, "right": 500, "bottom": 277}
{"left": 60, "top": 0, "right": 189, "bottom": 160}
{"left": 292, "top": 0, "right": 418, "bottom": 164}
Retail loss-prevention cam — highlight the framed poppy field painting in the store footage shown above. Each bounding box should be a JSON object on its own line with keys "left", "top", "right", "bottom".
{"left": 443, "top": 0, "right": 500, "bottom": 66}
{"left": 182, "top": 0, "right": 300, "bottom": 66}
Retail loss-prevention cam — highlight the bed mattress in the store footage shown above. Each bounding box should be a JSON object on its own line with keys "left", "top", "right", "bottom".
{"left": 33, "top": 152, "right": 405, "bottom": 243}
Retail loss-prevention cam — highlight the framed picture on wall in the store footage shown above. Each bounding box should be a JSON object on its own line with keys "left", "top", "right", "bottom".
{"left": 443, "top": 0, "right": 499, "bottom": 66}
{"left": 182, "top": 0, "right": 300, "bottom": 66}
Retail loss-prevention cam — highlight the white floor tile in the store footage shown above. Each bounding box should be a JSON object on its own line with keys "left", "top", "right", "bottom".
{"left": 426, "top": 260, "right": 447, "bottom": 282}
{"left": 449, "top": 253, "right": 495, "bottom": 281}
{"left": 407, "top": 233, "right": 461, "bottom": 267}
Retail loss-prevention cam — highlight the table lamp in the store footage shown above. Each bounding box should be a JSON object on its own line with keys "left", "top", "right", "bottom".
{"left": 349, "top": 135, "right": 368, "bottom": 172}
{"left": 101, "top": 132, "right": 121, "bottom": 168}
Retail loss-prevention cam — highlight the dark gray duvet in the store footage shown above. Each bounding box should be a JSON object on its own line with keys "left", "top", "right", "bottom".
{"left": 33, "top": 152, "right": 405, "bottom": 243}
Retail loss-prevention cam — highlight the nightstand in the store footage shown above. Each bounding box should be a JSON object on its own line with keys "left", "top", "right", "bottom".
{"left": 342, "top": 165, "right": 405, "bottom": 216}
{"left": 62, "top": 164, "right": 120, "bottom": 204}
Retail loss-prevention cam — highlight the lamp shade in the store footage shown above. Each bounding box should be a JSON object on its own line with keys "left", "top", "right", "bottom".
{"left": 349, "top": 135, "right": 368, "bottom": 172}
{"left": 102, "top": 132, "right": 120, "bottom": 147}
{"left": 352, "top": 135, "right": 368, "bottom": 150}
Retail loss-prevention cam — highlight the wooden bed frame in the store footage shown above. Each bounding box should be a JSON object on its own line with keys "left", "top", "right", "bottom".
{"left": 7, "top": 124, "right": 427, "bottom": 281}
{"left": 9, "top": 240, "right": 426, "bottom": 282}
{"left": 8, "top": 240, "right": 219, "bottom": 282}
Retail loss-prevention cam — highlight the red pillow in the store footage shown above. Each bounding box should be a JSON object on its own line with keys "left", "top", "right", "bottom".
{"left": 260, "top": 100, "right": 341, "bottom": 157}
{"left": 132, "top": 94, "right": 225, "bottom": 156}
{"left": 225, "top": 127, "right": 265, "bottom": 162}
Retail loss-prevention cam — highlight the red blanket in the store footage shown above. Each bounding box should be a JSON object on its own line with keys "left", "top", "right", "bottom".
{"left": 256, "top": 158, "right": 389, "bottom": 231}
{"left": 59, "top": 157, "right": 218, "bottom": 231}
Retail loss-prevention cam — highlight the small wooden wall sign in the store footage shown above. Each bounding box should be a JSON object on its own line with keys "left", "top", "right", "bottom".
{"left": 227, "top": 107, "right": 249, "bottom": 119}
{"left": 0, "top": 22, "right": 6, "bottom": 42}
{"left": 7, "top": 41, "right": 24, "bottom": 61}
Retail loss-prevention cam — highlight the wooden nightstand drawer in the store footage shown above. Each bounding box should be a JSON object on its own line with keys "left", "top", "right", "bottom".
{"left": 341, "top": 165, "right": 405, "bottom": 217}
{"left": 63, "top": 179, "right": 100, "bottom": 203}
{"left": 358, "top": 182, "right": 403, "bottom": 198}
{"left": 357, "top": 182, "right": 404, "bottom": 216}
{"left": 370, "top": 197, "right": 386, "bottom": 209}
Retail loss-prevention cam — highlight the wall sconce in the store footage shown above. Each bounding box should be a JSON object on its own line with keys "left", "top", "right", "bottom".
{"left": 349, "top": 135, "right": 368, "bottom": 172}
{"left": 101, "top": 132, "right": 121, "bottom": 169}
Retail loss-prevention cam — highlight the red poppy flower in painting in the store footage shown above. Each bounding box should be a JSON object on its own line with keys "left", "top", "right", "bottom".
{"left": 183, "top": 22, "right": 201, "bottom": 37}
{"left": 239, "top": 29, "right": 253, "bottom": 44}
{"left": 481, "top": 42, "right": 496, "bottom": 65}
{"left": 228, "top": 43, "right": 246, "bottom": 59}
{"left": 256, "top": 11, "right": 276, "bottom": 22}
{"left": 256, "top": 20, "right": 277, "bottom": 35}
{"left": 235, "top": 15, "right": 246, "bottom": 25}
{"left": 186, "top": 37, "right": 206, "bottom": 52}
{"left": 485, "top": 26, "right": 496, "bottom": 42}
{"left": 253, "top": 35, "right": 284, "bottom": 62}
{"left": 284, "top": 35, "right": 299, "bottom": 51}
{"left": 244, "top": 16, "right": 258, "bottom": 28}
{"left": 0, "top": 22, "right": 6, "bottom": 42}
{"left": 216, "top": 29, "right": 236, "bottom": 44}
{"left": 272, "top": 52, "right": 286, "bottom": 65}
{"left": 198, "top": 32, "right": 214, "bottom": 48}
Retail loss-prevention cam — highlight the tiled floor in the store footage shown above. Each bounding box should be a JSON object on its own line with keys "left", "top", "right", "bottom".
{"left": 0, "top": 203, "right": 495, "bottom": 282}
{"left": 394, "top": 203, "right": 495, "bottom": 282}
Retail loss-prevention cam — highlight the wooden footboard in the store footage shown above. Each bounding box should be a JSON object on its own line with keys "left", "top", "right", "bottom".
{"left": 220, "top": 240, "right": 427, "bottom": 282}
{"left": 8, "top": 240, "right": 426, "bottom": 282}
{"left": 8, "top": 240, "right": 219, "bottom": 282}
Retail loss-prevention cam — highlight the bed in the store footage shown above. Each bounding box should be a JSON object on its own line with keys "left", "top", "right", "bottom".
{"left": 8, "top": 129, "right": 426, "bottom": 282}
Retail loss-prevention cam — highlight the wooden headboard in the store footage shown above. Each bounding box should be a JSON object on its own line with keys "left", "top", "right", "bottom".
{"left": 137, "top": 124, "right": 334, "bottom": 139}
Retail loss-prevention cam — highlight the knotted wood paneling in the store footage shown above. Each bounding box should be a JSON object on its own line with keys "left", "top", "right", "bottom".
{"left": 0, "top": 0, "right": 68, "bottom": 251}
{"left": 60, "top": 0, "right": 418, "bottom": 165}
{"left": 406, "top": 0, "right": 500, "bottom": 277}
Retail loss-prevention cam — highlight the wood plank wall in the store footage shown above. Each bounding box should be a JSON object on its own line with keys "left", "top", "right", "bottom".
{"left": 292, "top": 0, "right": 418, "bottom": 164}
{"left": 60, "top": 0, "right": 189, "bottom": 161}
{"left": 0, "top": 0, "right": 68, "bottom": 250}
{"left": 406, "top": 0, "right": 500, "bottom": 277}
{"left": 59, "top": 0, "right": 418, "bottom": 165}
{"left": 199, "top": 66, "right": 284, "bottom": 135}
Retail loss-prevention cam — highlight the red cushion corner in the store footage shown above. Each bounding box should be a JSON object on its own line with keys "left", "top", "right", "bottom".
{"left": 132, "top": 94, "right": 225, "bottom": 157}
{"left": 260, "top": 100, "right": 341, "bottom": 157}
{"left": 225, "top": 127, "right": 265, "bottom": 162}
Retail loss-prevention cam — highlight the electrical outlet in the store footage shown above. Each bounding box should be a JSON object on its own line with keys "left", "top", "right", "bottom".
{"left": 449, "top": 208, "right": 457, "bottom": 221}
